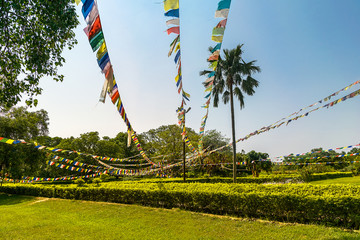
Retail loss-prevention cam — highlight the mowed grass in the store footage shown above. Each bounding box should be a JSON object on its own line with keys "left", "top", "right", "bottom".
{"left": 0, "top": 193, "right": 359, "bottom": 240}
{"left": 310, "top": 176, "right": 360, "bottom": 185}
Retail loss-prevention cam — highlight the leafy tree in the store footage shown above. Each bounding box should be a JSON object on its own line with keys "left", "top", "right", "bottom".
{"left": 0, "top": 107, "right": 49, "bottom": 180}
{"left": 35, "top": 136, "right": 63, "bottom": 147}
{"left": 245, "top": 150, "right": 271, "bottom": 177}
{"left": 111, "top": 132, "right": 142, "bottom": 158}
{"left": 142, "top": 124, "right": 199, "bottom": 163}
{"left": 0, "top": 0, "right": 79, "bottom": 109}
{"left": 72, "top": 132, "right": 100, "bottom": 154}
{"left": 0, "top": 107, "right": 49, "bottom": 141}
{"left": 200, "top": 44, "right": 261, "bottom": 182}
{"left": 202, "top": 129, "right": 230, "bottom": 151}
{"left": 284, "top": 148, "right": 348, "bottom": 171}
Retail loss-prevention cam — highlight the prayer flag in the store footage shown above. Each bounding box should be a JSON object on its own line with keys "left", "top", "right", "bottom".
{"left": 85, "top": 1, "right": 99, "bottom": 26}
{"left": 212, "top": 27, "right": 225, "bottom": 36}
{"left": 215, "top": 9, "right": 229, "bottom": 18}
{"left": 89, "top": 31, "right": 104, "bottom": 51}
{"left": 174, "top": 50, "right": 181, "bottom": 64}
{"left": 175, "top": 43, "right": 180, "bottom": 53}
{"left": 82, "top": 0, "right": 94, "bottom": 19}
{"left": 168, "top": 35, "right": 179, "bottom": 56}
{"left": 165, "top": 9, "right": 179, "bottom": 18}
{"left": 211, "top": 35, "right": 223, "bottom": 42}
{"left": 88, "top": 16, "right": 102, "bottom": 40}
{"left": 166, "top": 26, "right": 180, "bottom": 35}
{"left": 216, "top": 19, "right": 227, "bottom": 28}
{"left": 164, "top": 0, "right": 179, "bottom": 12}
{"left": 96, "top": 42, "right": 107, "bottom": 60}
{"left": 212, "top": 43, "right": 222, "bottom": 53}
{"left": 166, "top": 18, "right": 180, "bottom": 26}
{"left": 217, "top": 0, "right": 231, "bottom": 11}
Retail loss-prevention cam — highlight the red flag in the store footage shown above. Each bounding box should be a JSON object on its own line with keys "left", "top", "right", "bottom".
{"left": 166, "top": 26, "right": 180, "bottom": 35}
{"left": 216, "top": 19, "right": 227, "bottom": 28}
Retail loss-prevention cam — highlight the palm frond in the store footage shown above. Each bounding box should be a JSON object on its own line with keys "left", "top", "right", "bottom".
{"left": 234, "top": 87, "right": 245, "bottom": 109}
{"left": 241, "top": 76, "right": 259, "bottom": 96}
{"left": 222, "top": 90, "right": 230, "bottom": 105}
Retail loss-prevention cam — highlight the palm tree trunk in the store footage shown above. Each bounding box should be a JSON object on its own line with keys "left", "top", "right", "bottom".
{"left": 229, "top": 84, "right": 237, "bottom": 183}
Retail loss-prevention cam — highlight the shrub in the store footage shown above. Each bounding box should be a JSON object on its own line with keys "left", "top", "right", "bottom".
{"left": 1, "top": 181, "right": 360, "bottom": 229}
{"left": 92, "top": 178, "right": 101, "bottom": 187}
{"left": 74, "top": 178, "right": 85, "bottom": 187}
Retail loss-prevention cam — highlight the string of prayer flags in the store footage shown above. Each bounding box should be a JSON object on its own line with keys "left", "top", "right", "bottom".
{"left": 275, "top": 143, "right": 360, "bottom": 160}
{"left": 20, "top": 173, "right": 101, "bottom": 183}
{"left": 203, "top": 86, "right": 360, "bottom": 157}
{"left": 0, "top": 136, "right": 147, "bottom": 165}
{"left": 176, "top": 107, "right": 199, "bottom": 155}
{"left": 52, "top": 155, "right": 106, "bottom": 170}
{"left": 75, "top": 0, "right": 153, "bottom": 165}
{"left": 47, "top": 160, "right": 99, "bottom": 174}
{"left": 274, "top": 157, "right": 360, "bottom": 166}
{"left": 131, "top": 131, "right": 155, "bottom": 165}
{"left": 271, "top": 80, "right": 360, "bottom": 127}
{"left": 163, "top": 0, "right": 198, "bottom": 155}
{"left": 281, "top": 152, "right": 360, "bottom": 161}
{"left": 48, "top": 159, "right": 141, "bottom": 176}
{"left": 2, "top": 173, "right": 101, "bottom": 184}
{"left": 198, "top": 0, "right": 232, "bottom": 152}
{"left": 163, "top": 0, "right": 190, "bottom": 104}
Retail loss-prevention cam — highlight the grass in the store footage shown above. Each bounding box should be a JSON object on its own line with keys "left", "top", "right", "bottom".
{"left": 0, "top": 193, "right": 359, "bottom": 240}
{"left": 310, "top": 176, "right": 360, "bottom": 185}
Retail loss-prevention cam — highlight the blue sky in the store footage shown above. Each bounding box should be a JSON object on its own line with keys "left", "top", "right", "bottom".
{"left": 31, "top": 0, "right": 360, "bottom": 158}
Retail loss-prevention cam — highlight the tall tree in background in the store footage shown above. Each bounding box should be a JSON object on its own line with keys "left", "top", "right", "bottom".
{"left": 0, "top": 107, "right": 49, "bottom": 180}
{"left": 142, "top": 125, "right": 199, "bottom": 162}
{"left": 0, "top": 0, "right": 79, "bottom": 109}
{"left": 200, "top": 44, "right": 261, "bottom": 182}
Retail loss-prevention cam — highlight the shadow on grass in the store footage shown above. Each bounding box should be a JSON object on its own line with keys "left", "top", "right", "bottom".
{"left": 0, "top": 192, "right": 35, "bottom": 206}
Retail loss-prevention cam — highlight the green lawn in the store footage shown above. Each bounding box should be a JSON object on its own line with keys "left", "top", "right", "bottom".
{"left": 310, "top": 176, "right": 360, "bottom": 185}
{"left": 0, "top": 193, "right": 359, "bottom": 240}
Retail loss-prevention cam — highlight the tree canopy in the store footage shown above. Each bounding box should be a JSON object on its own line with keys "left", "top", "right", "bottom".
{"left": 0, "top": 0, "right": 79, "bottom": 109}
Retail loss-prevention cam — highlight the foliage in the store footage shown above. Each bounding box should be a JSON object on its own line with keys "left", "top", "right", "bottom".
{"left": 0, "top": 107, "right": 49, "bottom": 140}
{"left": 202, "top": 129, "right": 230, "bottom": 151}
{"left": 2, "top": 179, "right": 360, "bottom": 229}
{"left": 142, "top": 124, "right": 199, "bottom": 162}
{"left": 1, "top": 193, "right": 358, "bottom": 240}
{"left": 0, "top": 107, "right": 49, "bottom": 179}
{"left": 200, "top": 44, "right": 261, "bottom": 109}
{"left": 200, "top": 44, "right": 261, "bottom": 182}
{"left": 92, "top": 178, "right": 101, "bottom": 187}
{"left": 0, "top": 0, "right": 79, "bottom": 109}
{"left": 74, "top": 178, "right": 85, "bottom": 187}
{"left": 244, "top": 150, "right": 271, "bottom": 177}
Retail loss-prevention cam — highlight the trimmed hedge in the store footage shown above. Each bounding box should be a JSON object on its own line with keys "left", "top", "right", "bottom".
{"left": 118, "top": 172, "right": 353, "bottom": 184}
{"left": 1, "top": 182, "right": 360, "bottom": 229}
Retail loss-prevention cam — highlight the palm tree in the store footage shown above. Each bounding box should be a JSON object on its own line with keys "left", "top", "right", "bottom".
{"left": 200, "top": 44, "right": 261, "bottom": 182}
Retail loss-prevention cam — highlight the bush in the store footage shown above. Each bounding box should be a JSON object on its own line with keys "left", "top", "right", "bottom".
{"left": 74, "top": 178, "right": 85, "bottom": 187}
{"left": 92, "top": 178, "right": 101, "bottom": 187}
{"left": 2, "top": 181, "right": 360, "bottom": 229}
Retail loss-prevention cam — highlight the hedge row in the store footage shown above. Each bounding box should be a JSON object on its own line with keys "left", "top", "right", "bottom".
{"left": 1, "top": 182, "right": 360, "bottom": 229}
{"left": 120, "top": 172, "right": 353, "bottom": 184}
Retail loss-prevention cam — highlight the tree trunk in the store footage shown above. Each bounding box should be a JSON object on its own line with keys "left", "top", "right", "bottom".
{"left": 229, "top": 84, "right": 237, "bottom": 183}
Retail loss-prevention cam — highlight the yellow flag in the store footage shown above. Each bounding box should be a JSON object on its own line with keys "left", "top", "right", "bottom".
{"left": 182, "top": 90, "right": 190, "bottom": 98}
{"left": 75, "top": 0, "right": 81, "bottom": 5}
{"left": 96, "top": 42, "right": 107, "bottom": 60}
{"left": 175, "top": 43, "right": 180, "bottom": 53}
{"left": 211, "top": 35, "right": 223, "bottom": 43}
{"left": 175, "top": 73, "right": 181, "bottom": 82}
{"left": 164, "top": 0, "right": 179, "bottom": 12}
